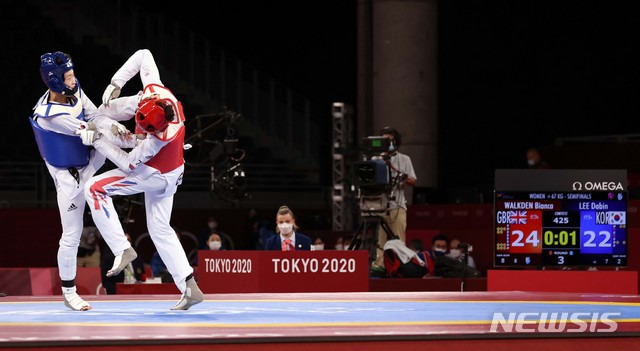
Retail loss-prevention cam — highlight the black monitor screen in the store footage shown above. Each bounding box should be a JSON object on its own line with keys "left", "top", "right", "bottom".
{"left": 494, "top": 191, "right": 627, "bottom": 267}
{"left": 494, "top": 169, "right": 628, "bottom": 268}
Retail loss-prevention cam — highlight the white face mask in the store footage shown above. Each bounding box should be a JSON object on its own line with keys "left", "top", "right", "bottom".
{"left": 334, "top": 244, "right": 344, "bottom": 251}
{"left": 209, "top": 241, "right": 222, "bottom": 250}
{"left": 278, "top": 222, "right": 293, "bottom": 235}
{"left": 312, "top": 244, "right": 324, "bottom": 251}
{"left": 527, "top": 159, "right": 535, "bottom": 166}
{"left": 449, "top": 249, "right": 462, "bottom": 258}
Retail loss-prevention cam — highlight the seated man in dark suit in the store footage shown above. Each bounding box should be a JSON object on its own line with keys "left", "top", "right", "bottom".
{"left": 264, "top": 206, "right": 312, "bottom": 251}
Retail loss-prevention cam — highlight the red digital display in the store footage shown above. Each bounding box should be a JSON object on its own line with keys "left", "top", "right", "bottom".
{"left": 505, "top": 210, "right": 542, "bottom": 254}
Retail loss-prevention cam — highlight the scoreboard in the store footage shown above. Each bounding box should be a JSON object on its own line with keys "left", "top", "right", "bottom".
{"left": 494, "top": 169, "right": 628, "bottom": 267}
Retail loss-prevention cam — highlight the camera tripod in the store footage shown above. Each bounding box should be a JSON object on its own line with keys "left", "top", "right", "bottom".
{"left": 460, "top": 244, "right": 471, "bottom": 292}
{"left": 349, "top": 214, "right": 399, "bottom": 264}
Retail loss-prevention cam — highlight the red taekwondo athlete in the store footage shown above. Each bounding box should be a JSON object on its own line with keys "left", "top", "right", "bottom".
{"left": 77, "top": 49, "right": 204, "bottom": 310}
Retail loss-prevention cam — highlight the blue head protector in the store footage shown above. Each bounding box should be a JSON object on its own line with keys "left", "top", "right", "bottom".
{"left": 40, "top": 51, "right": 78, "bottom": 95}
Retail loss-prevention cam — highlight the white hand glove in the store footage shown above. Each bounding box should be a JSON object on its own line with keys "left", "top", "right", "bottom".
{"left": 75, "top": 123, "right": 101, "bottom": 146}
{"left": 102, "top": 82, "right": 121, "bottom": 106}
{"left": 135, "top": 133, "right": 146, "bottom": 146}
{"left": 111, "top": 122, "right": 131, "bottom": 138}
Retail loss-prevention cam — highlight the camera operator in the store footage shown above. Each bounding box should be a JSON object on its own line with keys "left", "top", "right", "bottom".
{"left": 372, "top": 127, "right": 417, "bottom": 271}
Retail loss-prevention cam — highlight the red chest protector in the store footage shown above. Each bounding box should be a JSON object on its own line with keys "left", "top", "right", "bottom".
{"left": 137, "top": 84, "right": 186, "bottom": 174}
{"left": 144, "top": 125, "right": 185, "bottom": 173}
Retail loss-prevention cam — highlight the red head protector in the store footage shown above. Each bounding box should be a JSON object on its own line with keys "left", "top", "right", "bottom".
{"left": 135, "top": 99, "right": 173, "bottom": 133}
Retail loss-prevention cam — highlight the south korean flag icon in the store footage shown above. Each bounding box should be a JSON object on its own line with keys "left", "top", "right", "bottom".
{"left": 607, "top": 211, "right": 626, "bottom": 225}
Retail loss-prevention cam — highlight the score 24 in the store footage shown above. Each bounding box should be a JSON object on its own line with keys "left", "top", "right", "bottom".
{"left": 509, "top": 210, "right": 542, "bottom": 254}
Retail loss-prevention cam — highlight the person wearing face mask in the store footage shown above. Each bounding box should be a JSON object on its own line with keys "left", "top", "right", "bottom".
{"left": 199, "top": 216, "right": 233, "bottom": 250}
{"left": 425, "top": 234, "right": 450, "bottom": 262}
{"left": 447, "top": 239, "right": 476, "bottom": 268}
{"left": 371, "top": 127, "right": 417, "bottom": 272}
{"left": 312, "top": 237, "right": 325, "bottom": 251}
{"left": 207, "top": 233, "right": 225, "bottom": 251}
{"left": 264, "top": 206, "right": 312, "bottom": 251}
{"left": 526, "top": 147, "right": 549, "bottom": 170}
{"left": 432, "top": 236, "right": 481, "bottom": 278}
{"left": 191, "top": 232, "right": 226, "bottom": 267}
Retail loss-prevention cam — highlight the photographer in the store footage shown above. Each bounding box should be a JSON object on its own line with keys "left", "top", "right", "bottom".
{"left": 372, "top": 127, "right": 417, "bottom": 271}
{"left": 448, "top": 239, "right": 476, "bottom": 268}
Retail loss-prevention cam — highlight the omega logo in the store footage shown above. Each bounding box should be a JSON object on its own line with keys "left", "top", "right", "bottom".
{"left": 572, "top": 181, "right": 623, "bottom": 191}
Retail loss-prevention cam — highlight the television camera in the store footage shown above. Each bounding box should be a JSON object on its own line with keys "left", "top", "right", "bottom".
{"left": 349, "top": 135, "right": 404, "bottom": 259}
{"left": 352, "top": 136, "right": 407, "bottom": 214}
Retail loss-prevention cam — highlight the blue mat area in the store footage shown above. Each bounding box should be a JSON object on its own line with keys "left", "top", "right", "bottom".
{"left": 1, "top": 299, "right": 639, "bottom": 325}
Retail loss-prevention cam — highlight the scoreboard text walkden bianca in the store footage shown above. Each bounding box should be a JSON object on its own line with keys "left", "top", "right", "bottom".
{"left": 494, "top": 169, "right": 628, "bottom": 267}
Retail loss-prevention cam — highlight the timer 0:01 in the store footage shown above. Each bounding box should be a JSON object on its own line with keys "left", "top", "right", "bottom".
{"left": 544, "top": 230, "right": 576, "bottom": 246}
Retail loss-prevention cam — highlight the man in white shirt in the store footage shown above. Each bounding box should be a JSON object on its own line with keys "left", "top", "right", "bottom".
{"left": 372, "top": 127, "right": 417, "bottom": 271}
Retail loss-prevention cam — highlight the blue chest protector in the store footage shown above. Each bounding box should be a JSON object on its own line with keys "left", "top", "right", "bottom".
{"left": 30, "top": 92, "right": 90, "bottom": 168}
